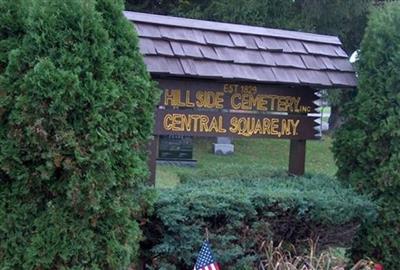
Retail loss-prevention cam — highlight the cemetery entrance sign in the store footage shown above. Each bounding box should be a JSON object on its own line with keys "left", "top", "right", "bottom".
{"left": 124, "top": 11, "right": 357, "bottom": 184}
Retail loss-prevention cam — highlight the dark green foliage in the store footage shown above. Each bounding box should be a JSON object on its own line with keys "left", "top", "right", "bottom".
{"left": 0, "top": 0, "right": 157, "bottom": 269}
{"left": 332, "top": 2, "right": 400, "bottom": 268}
{"left": 125, "top": 0, "right": 371, "bottom": 53}
{"left": 294, "top": 0, "right": 371, "bottom": 54}
{"left": 0, "top": 0, "right": 25, "bottom": 72}
{"left": 171, "top": 0, "right": 298, "bottom": 30}
{"left": 125, "top": 0, "right": 177, "bottom": 15}
{"left": 143, "top": 176, "right": 376, "bottom": 269}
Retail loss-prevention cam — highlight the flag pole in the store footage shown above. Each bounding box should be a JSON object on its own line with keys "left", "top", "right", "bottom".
{"left": 205, "top": 227, "right": 209, "bottom": 241}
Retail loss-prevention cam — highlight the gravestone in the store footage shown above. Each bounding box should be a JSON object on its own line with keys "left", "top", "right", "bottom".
{"left": 157, "top": 135, "right": 196, "bottom": 166}
{"left": 214, "top": 137, "right": 234, "bottom": 155}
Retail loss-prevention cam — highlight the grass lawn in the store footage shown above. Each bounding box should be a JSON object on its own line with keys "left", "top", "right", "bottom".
{"left": 156, "top": 136, "right": 336, "bottom": 188}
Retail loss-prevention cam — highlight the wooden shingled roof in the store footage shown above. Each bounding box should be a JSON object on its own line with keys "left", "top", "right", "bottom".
{"left": 124, "top": 11, "right": 357, "bottom": 88}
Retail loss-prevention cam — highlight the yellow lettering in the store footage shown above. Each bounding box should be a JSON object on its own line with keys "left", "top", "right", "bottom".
{"left": 231, "top": 93, "right": 241, "bottom": 110}
{"left": 199, "top": 115, "right": 209, "bottom": 132}
{"left": 270, "top": 118, "right": 280, "bottom": 137}
{"left": 196, "top": 91, "right": 224, "bottom": 109}
{"left": 241, "top": 94, "right": 251, "bottom": 110}
{"left": 163, "top": 114, "right": 173, "bottom": 130}
{"left": 191, "top": 115, "right": 200, "bottom": 132}
{"left": 292, "top": 97, "right": 301, "bottom": 112}
{"left": 289, "top": 119, "right": 300, "bottom": 135}
{"left": 298, "top": 105, "right": 311, "bottom": 113}
{"left": 229, "top": 117, "right": 239, "bottom": 133}
{"left": 263, "top": 118, "right": 271, "bottom": 134}
{"left": 215, "top": 92, "right": 224, "bottom": 109}
{"left": 224, "top": 84, "right": 238, "bottom": 93}
{"left": 185, "top": 90, "right": 195, "bottom": 107}
{"left": 173, "top": 114, "right": 184, "bottom": 131}
{"left": 209, "top": 117, "right": 219, "bottom": 132}
{"left": 254, "top": 119, "right": 262, "bottom": 134}
{"left": 281, "top": 119, "right": 291, "bottom": 135}
{"left": 164, "top": 89, "right": 179, "bottom": 106}
{"left": 196, "top": 91, "right": 205, "bottom": 108}
{"left": 269, "top": 95, "right": 278, "bottom": 111}
{"left": 277, "top": 97, "right": 287, "bottom": 112}
{"left": 256, "top": 95, "right": 267, "bottom": 111}
{"left": 163, "top": 113, "right": 227, "bottom": 134}
{"left": 181, "top": 114, "right": 191, "bottom": 131}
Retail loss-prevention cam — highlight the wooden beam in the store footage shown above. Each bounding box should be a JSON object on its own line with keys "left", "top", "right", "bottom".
{"left": 148, "top": 135, "right": 158, "bottom": 186}
{"left": 288, "top": 139, "right": 306, "bottom": 176}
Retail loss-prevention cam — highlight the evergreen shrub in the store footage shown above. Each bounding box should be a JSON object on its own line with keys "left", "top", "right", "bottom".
{"left": 332, "top": 2, "right": 400, "bottom": 268}
{"left": 142, "top": 176, "right": 376, "bottom": 269}
{"left": 0, "top": 0, "right": 157, "bottom": 268}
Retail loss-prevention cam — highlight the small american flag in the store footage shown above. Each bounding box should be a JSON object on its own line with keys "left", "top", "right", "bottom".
{"left": 193, "top": 240, "right": 220, "bottom": 270}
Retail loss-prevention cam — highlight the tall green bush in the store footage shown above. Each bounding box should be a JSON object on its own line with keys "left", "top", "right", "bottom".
{"left": 332, "top": 2, "right": 400, "bottom": 268}
{"left": 0, "top": 0, "right": 157, "bottom": 268}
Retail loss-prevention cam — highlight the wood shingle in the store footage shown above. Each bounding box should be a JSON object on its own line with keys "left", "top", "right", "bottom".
{"left": 124, "top": 11, "right": 357, "bottom": 88}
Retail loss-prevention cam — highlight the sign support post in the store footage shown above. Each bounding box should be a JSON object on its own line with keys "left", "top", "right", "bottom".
{"left": 288, "top": 139, "right": 306, "bottom": 176}
{"left": 148, "top": 135, "right": 158, "bottom": 186}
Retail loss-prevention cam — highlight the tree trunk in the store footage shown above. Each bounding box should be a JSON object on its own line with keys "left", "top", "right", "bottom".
{"left": 328, "top": 104, "right": 343, "bottom": 131}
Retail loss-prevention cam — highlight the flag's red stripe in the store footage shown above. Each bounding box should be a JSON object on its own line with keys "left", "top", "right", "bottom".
{"left": 198, "top": 263, "right": 220, "bottom": 270}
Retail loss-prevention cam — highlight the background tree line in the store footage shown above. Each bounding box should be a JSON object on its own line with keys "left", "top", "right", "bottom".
{"left": 126, "top": 0, "right": 370, "bottom": 54}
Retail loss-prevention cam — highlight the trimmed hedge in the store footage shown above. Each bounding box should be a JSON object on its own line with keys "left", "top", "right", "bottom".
{"left": 0, "top": 0, "right": 157, "bottom": 269}
{"left": 142, "top": 176, "right": 376, "bottom": 269}
{"left": 332, "top": 2, "right": 400, "bottom": 268}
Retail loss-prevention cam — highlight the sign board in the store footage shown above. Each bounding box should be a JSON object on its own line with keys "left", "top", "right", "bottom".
{"left": 155, "top": 79, "right": 319, "bottom": 140}
{"left": 158, "top": 79, "right": 318, "bottom": 114}
{"left": 156, "top": 109, "right": 318, "bottom": 139}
